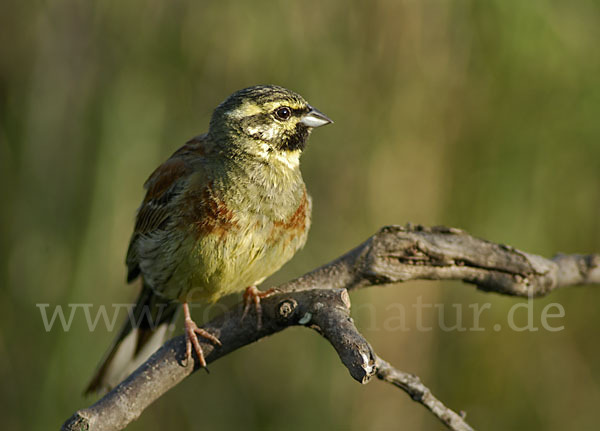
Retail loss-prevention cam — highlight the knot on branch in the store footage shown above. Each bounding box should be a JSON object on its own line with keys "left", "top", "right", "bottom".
{"left": 277, "top": 298, "right": 297, "bottom": 320}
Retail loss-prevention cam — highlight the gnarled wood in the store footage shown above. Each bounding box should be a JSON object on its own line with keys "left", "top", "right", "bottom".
{"left": 62, "top": 225, "right": 600, "bottom": 431}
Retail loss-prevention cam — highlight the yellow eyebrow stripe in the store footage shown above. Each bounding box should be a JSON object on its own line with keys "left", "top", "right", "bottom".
{"left": 230, "top": 101, "right": 305, "bottom": 119}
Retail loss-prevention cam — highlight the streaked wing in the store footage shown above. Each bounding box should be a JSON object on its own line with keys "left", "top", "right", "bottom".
{"left": 125, "top": 136, "right": 209, "bottom": 283}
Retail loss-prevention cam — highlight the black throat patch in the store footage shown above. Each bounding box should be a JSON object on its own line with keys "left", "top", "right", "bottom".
{"left": 280, "top": 123, "right": 310, "bottom": 152}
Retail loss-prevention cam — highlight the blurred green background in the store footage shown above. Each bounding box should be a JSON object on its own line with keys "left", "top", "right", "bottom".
{"left": 1, "top": 0, "right": 599, "bottom": 430}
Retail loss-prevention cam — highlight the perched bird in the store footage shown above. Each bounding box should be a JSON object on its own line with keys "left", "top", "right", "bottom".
{"left": 85, "top": 85, "right": 332, "bottom": 393}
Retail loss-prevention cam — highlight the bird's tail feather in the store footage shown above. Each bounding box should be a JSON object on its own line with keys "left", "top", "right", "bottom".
{"left": 85, "top": 285, "right": 179, "bottom": 394}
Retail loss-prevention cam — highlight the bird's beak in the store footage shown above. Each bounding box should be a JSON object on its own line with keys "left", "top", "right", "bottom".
{"left": 300, "top": 106, "right": 333, "bottom": 128}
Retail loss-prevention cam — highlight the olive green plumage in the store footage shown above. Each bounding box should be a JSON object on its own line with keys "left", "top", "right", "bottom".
{"left": 86, "top": 85, "right": 332, "bottom": 393}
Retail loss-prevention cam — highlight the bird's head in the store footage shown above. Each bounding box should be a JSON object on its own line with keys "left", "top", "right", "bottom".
{"left": 209, "top": 85, "right": 332, "bottom": 166}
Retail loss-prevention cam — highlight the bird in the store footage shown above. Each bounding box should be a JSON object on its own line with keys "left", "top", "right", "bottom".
{"left": 85, "top": 85, "right": 332, "bottom": 393}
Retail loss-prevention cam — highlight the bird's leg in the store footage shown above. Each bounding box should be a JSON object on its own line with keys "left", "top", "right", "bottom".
{"left": 241, "top": 286, "right": 275, "bottom": 329}
{"left": 183, "top": 302, "right": 221, "bottom": 368}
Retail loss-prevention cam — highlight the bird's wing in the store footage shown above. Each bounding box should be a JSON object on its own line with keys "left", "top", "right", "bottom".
{"left": 125, "top": 135, "right": 211, "bottom": 283}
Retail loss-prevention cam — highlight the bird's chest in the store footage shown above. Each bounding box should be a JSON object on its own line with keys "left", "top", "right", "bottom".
{"left": 176, "top": 180, "right": 311, "bottom": 302}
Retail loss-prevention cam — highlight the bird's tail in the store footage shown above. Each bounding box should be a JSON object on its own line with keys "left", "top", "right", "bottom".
{"left": 85, "top": 284, "right": 179, "bottom": 394}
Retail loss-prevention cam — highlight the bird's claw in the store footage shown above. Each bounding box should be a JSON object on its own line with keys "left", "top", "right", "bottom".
{"left": 183, "top": 303, "right": 221, "bottom": 368}
{"left": 241, "top": 286, "right": 275, "bottom": 329}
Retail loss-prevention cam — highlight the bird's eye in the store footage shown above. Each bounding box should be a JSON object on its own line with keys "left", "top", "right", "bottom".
{"left": 274, "top": 107, "right": 291, "bottom": 121}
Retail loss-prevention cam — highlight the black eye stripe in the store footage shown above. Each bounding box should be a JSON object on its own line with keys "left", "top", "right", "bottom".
{"left": 291, "top": 107, "right": 308, "bottom": 116}
{"left": 242, "top": 106, "right": 309, "bottom": 128}
{"left": 274, "top": 107, "right": 308, "bottom": 119}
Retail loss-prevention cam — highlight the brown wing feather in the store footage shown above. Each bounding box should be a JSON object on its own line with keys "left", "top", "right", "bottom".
{"left": 125, "top": 135, "right": 211, "bottom": 283}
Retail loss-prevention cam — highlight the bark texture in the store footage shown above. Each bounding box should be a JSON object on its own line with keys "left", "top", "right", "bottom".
{"left": 62, "top": 225, "right": 600, "bottom": 431}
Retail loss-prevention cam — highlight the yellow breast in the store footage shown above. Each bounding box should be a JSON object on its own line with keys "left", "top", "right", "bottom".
{"left": 166, "top": 185, "right": 311, "bottom": 303}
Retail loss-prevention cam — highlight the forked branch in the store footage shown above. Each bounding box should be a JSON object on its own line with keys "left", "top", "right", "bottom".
{"left": 62, "top": 225, "right": 600, "bottom": 431}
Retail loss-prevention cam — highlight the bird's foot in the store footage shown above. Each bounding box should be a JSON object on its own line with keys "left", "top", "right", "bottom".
{"left": 241, "top": 286, "right": 275, "bottom": 329}
{"left": 183, "top": 303, "right": 221, "bottom": 368}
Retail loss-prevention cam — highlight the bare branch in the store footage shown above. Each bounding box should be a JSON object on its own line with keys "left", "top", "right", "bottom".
{"left": 376, "top": 357, "right": 474, "bottom": 431}
{"left": 62, "top": 225, "right": 599, "bottom": 431}
{"left": 62, "top": 288, "right": 378, "bottom": 431}
{"left": 282, "top": 224, "right": 599, "bottom": 296}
